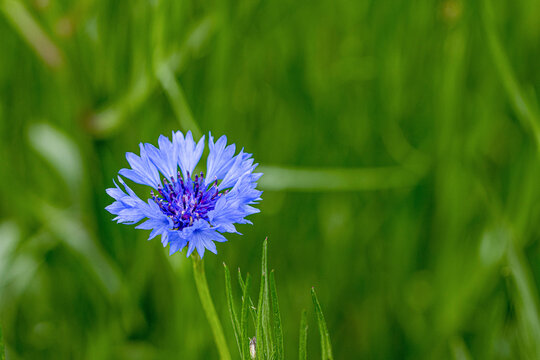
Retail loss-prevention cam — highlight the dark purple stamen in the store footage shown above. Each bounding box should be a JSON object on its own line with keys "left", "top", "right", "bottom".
{"left": 152, "top": 171, "right": 224, "bottom": 230}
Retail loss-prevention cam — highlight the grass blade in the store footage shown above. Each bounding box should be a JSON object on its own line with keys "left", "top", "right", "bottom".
{"left": 311, "top": 288, "right": 334, "bottom": 360}
{"left": 0, "top": 323, "right": 4, "bottom": 360}
{"left": 224, "top": 263, "right": 241, "bottom": 356}
{"left": 156, "top": 64, "right": 202, "bottom": 138}
{"left": 241, "top": 274, "right": 252, "bottom": 360}
{"left": 27, "top": 123, "right": 82, "bottom": 194}
{"left": 258, "top": 165, "right": 423, "bottom": 191}
{"left": 270, "top": 270, "right": 284, "bottom": 360}
{"left": 298, "top": 309, "right": 308, "bottom": 360}
{"left": 261, "top": 239, "right": 273, "bottom": 358}
{"left": 238, "top": 268, "right": 257, "bottom": 326}
{"left": 1, "top": 0, "right": 64, "bottom": 69}
{"left": 481, "top": 0, "right": 540, "bottom": 148}
{"left": 256, "top": 240, "right": 267, "bottom": 359}
{"left": 89, "top": 15, "right": 218, "bottom": 137}
{"left": 507, "top": 241, "right": 540, "bottom": 358}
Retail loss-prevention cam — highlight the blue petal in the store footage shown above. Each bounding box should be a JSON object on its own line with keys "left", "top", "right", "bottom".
{"left": 105, "top": 201, "right": 127, "bottom": 214}
{"left": 105, "top": 178, "right": 147, "bottom": 224}
{"left": 251, "top": 172, "right": 263, "bottom": 182}
{"left": 203, "top": 238, "right": 218, "bottom": 254}
{"left": 195, "top": 236, "right": 206, "bottom": 258}
{"left": 144, "top": 133, "right": 179, "bottom": 180}
{"left": 160, "top": 231, "right": 170, "bottom": 246}
{"left": 208, "top": 196, "right": 243, "bottom": 230}
{"left": 119, "top": 144, "right": 161, "bottom": 188}
{"left": 189, "top": 229, "right": 227, "bottom": 258}
{"left": 208, "top": 174, "right": 262, "bottom": 231}
{"left": 135, "top": 215, "right": 171, "bottom": 240}
{"left": 205, "top": 133, "right": 236, "bottom": 186}
{"left": 174, "top": 131, "right": 205, "bottom": 180}
{"left": 178, "top": 220, "right": 228, "bottom": 258}
{"left": 105, "top": 178, "right": 168, "bottom": 227}
{"left": 215, "top": 222, "right": 239, "bottom": 234}
{"left": 106, "top": 185, "right": 125, "bottom": 199}
{"left": 220, "top": 151, "right": 258, "bottom": 189}
{"left": 167, "top": 231, "right": 188, "bottom": 255}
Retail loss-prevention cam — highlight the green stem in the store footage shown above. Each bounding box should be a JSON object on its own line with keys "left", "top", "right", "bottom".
{"left": 192, "top": 255, "right": 231, "bottom": 360}
{"left": 0, "top": 321, "right": 5, "bottom": 360}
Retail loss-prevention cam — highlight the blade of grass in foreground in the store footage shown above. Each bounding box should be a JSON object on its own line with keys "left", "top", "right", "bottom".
{"left": 224, "top": 263, "right": 241, "bottom": 356}
{"left": 299, "top": 309, "right": 308, "bottom": 360}
{"left": 241, "top": 274, "right": 252, "bottom": 360}
{"left": 270, "top": 270, "right": 284, "bottom": 360}
{"left": 262, "top": 240, "right": 273, "bottom": 358}
{"left": 0, "top": 322, "right": 4, "bottom": 360}
{"left": 311, "top": 288, "right": 334, "bottom": 360}
{"left": 256, "top": 240, "right": 267, "bottom": 359}
{"left": 238, "top": 268, "right": 257, "bottom": 326}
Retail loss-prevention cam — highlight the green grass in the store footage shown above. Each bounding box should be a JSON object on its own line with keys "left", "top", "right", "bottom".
{"left": 224, "top": 239, "right": 332, "bottom": 360}
{"left": 1, "top": 0, "right": 540, "bottom": 359}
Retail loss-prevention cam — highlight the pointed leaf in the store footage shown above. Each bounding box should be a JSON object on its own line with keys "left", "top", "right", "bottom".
{"left": 261, "top": 238, "right": 273, "bottom": 357}
{"left": 256, "top": 238, "right": 272, "bottom": 358}
{"left": 241, "top": 274, "right": 252, "bottom": 360}
{"left": 299, "top": 309, "right": 308, "bottom": 360}
{"left": 311, "top": 288, "right": 334, "bottom": 360}
{"left": 256, "top": 266, "right": 265, "bottom": 359}
{"left": 0, "top": 324, "right": 4, "bottom": 360}
{"left": 238, "top": 267, "right": 257, "bottom": 326}
{"left": 270, "top": 270, "right": 284, "bottom": 360}
{"left": 224, "top": 263, "right": 241, "bottom": 356}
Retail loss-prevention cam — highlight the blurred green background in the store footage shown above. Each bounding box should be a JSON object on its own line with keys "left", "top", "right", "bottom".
{"left": 1, "top": 0, "right": 540, "bottom": 359}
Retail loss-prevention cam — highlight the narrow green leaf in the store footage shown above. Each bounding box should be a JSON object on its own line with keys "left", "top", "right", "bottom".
{"left": 238, "top": 267, "right": 257, "bottom": 326}
{"left": 299, "top": 309, "right": 308, "bottom": 360}
{"left": 481, "top": 0, "right": 540, "bottom": 148}
{"left": 1, "top": 0, "right": 64, "bottom": 68}
{"left": 89, "top": 15, "right": 218, "bottom": 137}
{"left": 311, "top": 288, "right": 334, "bottom": 360}
{"left": 258, "top": 165, "right": 423, "bottom": 191}
{"left": 261, "top": 239, "right": 273, "bottom": 358}
{"left": 255, "top": 238, "right": 273, "bottom": 359}
{"left": 449, "top": 336, "right": 472, "bottom": 360}
{"left": 156, "top": 63, "right": 202, "bottom": 138}
{"left": 37, "top": 201, "right": 120, "bottom": 296}
{"left": 507, "top": 242, "right": 540, "bottom": 358}
{"left": 0, "top": 323, "right": 4, "bottom": 360}
{"left": 224, "top": 263, "right": 241, "bottom": 356}
{"left": 27, "top": 123, "right": 82, "bottom": 194}
{"left": 241, "top": 274, "right": 252, "bottom": 360}
{"left": 270, "top": 270, "right": 284, "bottom": 360}
{"left": 256, "top": 256, "right": 266, "bottom": 359}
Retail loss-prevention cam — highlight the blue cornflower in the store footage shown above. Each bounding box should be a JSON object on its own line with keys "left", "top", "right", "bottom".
{"left": 106, "top": 131, "right": 262, "bottom": 258}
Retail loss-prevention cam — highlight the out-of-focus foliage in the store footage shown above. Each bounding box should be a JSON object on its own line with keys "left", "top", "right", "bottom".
{"left": 1, "top": 0, "right": 540, "bottom": 359}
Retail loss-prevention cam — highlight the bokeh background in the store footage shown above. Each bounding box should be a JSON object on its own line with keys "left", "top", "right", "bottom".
{"left": 1, "top": 0, "right": 540, "bottom": 359}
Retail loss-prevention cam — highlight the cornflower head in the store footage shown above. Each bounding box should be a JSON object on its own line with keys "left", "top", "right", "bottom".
{"left": 106, "top": 131, "right": 262, "bottom": 258}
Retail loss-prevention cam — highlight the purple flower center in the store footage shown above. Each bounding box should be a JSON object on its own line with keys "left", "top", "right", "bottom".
{"left": 151, "top": 172, "right": 225, "bottom": 230}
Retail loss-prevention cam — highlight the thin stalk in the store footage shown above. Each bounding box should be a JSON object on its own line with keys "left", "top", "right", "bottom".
{"left": 0, "top": 321, "right": 4, "bottom": 360}
{"left": 192, "top": 255, "right": 231, "bottom": 360}
{"left": 1, "top": 0, "right": 64, "bottom": 69}
{"left": 481, "top": 0, "right": 540, "bottom": 148}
